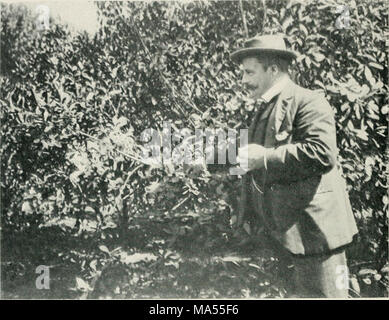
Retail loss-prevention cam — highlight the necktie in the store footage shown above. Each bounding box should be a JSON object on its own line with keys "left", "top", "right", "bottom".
{"left": 248, "top": 98, "right": 269, "bottom": 195}
{"left": 256, "top": 98, "right": 267, "bottom": 112}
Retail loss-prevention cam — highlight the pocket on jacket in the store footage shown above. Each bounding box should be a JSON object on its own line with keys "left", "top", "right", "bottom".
{"left": 270, "top": 175, "right": 333, "bottom": 211}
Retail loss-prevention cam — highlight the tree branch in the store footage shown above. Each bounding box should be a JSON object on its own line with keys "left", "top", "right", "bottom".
{"left": 239, "top": 0, "right": 249, "bottom": 38}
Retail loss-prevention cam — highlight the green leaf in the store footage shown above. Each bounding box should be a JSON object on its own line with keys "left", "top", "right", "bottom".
{"left": 314, "top": 80, "right": 325, "bottom": 89}
{"left": 113, "top": 116, "right": 128, "bottom": 129}
{"left": 364, "top": 66, "right": 376, "bottom": 86}
{"left": 120, "top": 252, "right": 157, "bottom": 264}
{"left": 248, "top": 263, "right": 262, "bottom": 270}
{"left": 357, "top": 131, "right": 368, "bottom": 141}
{"left": 380, "top": 265, "right": 389, "bottom": 273}
{"left": 76, "top": 277, "right": 91, "bottom": 291}
{"left": 99, "top": 245, "right": 110, "bottom": 254}
{"left": 358, "top": 268, "right": 377, "bottom": 276}
{"left": 32, "top": 89, "right": 45, "bottom": 107}
{"left": 90, "top": 260, "right": 97, "bottom": 271}
{"left": 282, "top": 16, "right": 293, "bottom": 31}
{"left": 85, "top": 206, "right": 95, "bottom": 214}
{"left": 299, "top": 24, "right": 308, "bottom": 36}
{"left": 312, "top": 52, "right": 325, "bottom": 62}
{"left": 368, "top": 62, "right": 383, "bottom": 70}
{"left": 221, "top": 256, "right": 243, "bottom": 265}
{"left": 21, "top": 201, "right": 33, "bottom": 213}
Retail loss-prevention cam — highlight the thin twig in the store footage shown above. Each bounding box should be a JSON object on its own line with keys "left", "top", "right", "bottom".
{"left": 239, "top": 0, "right": 249, "bottom": 38}
{"left": 125, "top": 8, "right": 195, "bottom": 127}
{"left": 126, "top": 3, "right": 239, "bottom": 133}
{"left": 119, "top": 164, "right": 143, "bottom": 198}
{"left": 70, "top": 129, "right": 147, "bottom": 165}
{"left": 171, "top": 195, "right": 190, "bottom": 211}
{"left": 84, "top": 260, "right": 114, "bottom": 300}
{"left": 261, "top": 0, "right": 267, "bottom": 33}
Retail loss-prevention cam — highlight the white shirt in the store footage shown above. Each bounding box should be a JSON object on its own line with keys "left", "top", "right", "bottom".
{"left": 260, "top": 75, "right": 290, "bottom": 104}
{"left": 258, "top": 75, "right": 290, "bottom": 172}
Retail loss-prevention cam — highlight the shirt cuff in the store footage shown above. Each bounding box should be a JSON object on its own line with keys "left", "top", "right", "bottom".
{"left": 263, "top": 147, "right": 278, "bottom": 170}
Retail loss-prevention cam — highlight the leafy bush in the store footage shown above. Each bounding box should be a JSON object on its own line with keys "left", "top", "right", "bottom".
{"left": 1, "top": 0, "right": 388, "bottom": 298}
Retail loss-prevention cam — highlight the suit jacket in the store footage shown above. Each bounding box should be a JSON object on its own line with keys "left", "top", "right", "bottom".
{"left": 239, "top": 78, "right": 358, "bottom": 256}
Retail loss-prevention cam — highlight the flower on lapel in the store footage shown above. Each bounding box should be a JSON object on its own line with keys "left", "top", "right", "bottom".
{"left": 275, "top": 130, "right": 290, "bottom": 141}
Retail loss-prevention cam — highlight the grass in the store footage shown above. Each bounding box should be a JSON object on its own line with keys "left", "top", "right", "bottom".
{"left": 1, "top": 217, "right": 388, "bottom": 299}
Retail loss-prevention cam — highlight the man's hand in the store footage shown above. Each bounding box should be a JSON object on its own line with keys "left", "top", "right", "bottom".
{"left": 237, "top": 144, "right": 266, "bottom": 173}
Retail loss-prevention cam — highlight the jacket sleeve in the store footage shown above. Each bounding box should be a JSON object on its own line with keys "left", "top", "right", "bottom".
{"left": 264, "top": 94, "right": 338, "bottom": 185}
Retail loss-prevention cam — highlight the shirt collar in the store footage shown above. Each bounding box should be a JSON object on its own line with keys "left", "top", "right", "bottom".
{"left": 260, "top": 75, "right": 290, "bottom": 103}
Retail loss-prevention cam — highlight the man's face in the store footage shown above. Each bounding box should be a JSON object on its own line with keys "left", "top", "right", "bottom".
{"left": 241, "top": 57, "right": 273, "bottom": 100}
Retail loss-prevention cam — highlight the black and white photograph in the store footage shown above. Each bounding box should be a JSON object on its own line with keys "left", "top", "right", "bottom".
{"left": 0, "top": 0, "right": 388, "bottom": 301}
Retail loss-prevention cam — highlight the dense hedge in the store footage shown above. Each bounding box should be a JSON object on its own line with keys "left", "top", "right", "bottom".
{"left": 1, "top": 0, "right": 388, "bottom": 298}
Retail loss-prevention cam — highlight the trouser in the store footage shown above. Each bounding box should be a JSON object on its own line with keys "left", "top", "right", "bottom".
{"left": 259, "top": 232, "right": 350, "bottom": 298}
{"left": 291, "top": 248, "right": 349, "bottom": 298}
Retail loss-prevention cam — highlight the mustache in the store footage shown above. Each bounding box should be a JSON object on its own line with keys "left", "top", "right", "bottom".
{"left": 245, "top": 85, "right": 257, "bottom": 91}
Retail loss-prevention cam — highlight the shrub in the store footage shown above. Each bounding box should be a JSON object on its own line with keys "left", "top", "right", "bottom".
{"left": 1, "top": 0, "right": 387, "bottom": 297}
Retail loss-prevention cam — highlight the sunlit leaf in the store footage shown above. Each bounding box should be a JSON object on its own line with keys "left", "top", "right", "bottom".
{"left": 76, "top": 277, "right": 91, "bottom": 291}
{"left": 99, "top": 245, "right": 110, "bottom": 254}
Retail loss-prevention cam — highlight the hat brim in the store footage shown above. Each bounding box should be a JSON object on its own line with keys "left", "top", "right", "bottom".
{"left": 230, "top": 48, "right": 298, "bottom": 64}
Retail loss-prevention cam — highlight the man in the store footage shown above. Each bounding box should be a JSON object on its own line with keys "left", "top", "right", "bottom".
{"left": 229, "top": 34, "right": 359, "bottom": 298}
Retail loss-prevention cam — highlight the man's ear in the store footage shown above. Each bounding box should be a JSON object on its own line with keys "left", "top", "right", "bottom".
{"left": 270, "top": 64, "right": 279, "bottom": 76}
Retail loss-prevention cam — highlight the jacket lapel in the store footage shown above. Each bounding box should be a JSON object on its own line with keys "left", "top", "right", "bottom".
{"left": 264, "top": 79, "right": 295, "bottom": 147}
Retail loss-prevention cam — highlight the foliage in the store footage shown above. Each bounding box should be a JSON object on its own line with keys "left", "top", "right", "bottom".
{"left": 1, "top": 0, "right": 388, "bottom": 298}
